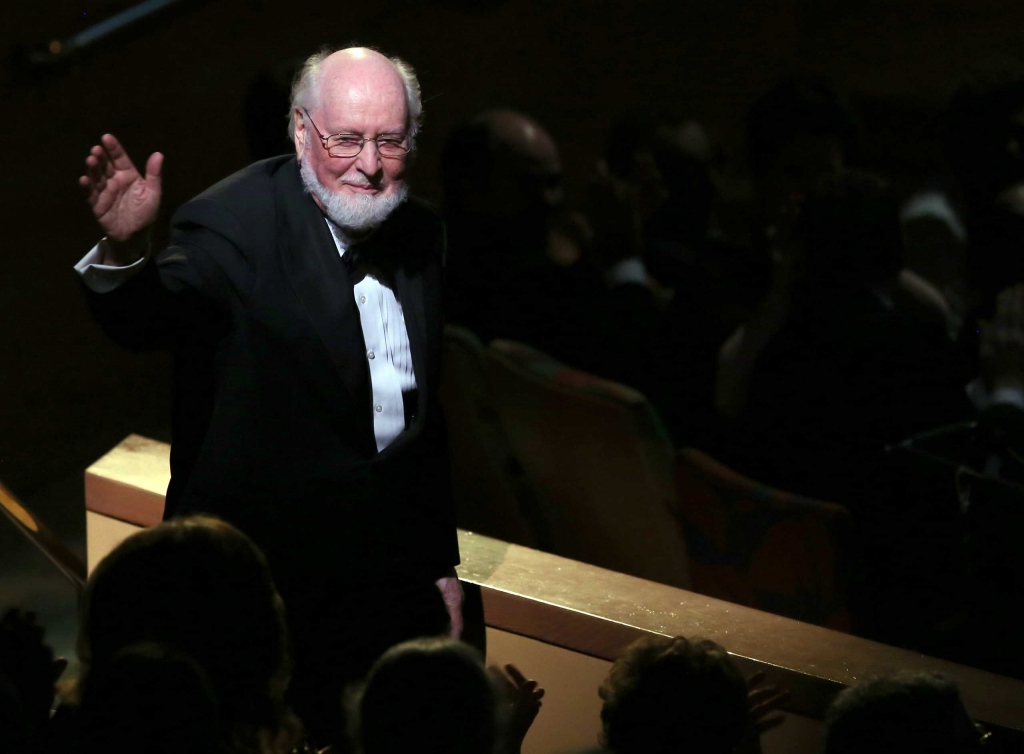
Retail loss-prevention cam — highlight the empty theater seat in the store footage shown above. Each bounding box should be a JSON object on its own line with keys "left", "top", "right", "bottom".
{"left": 674, "top": 447, "right": 854, "bottom": 630}
{"left": 482, "top": 339, "right": 691, "bottom": 589}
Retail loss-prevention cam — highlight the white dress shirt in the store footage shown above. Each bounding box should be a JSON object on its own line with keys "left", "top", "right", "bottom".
{"left": 75, "top": 221, "right": 417, "bottom": 453}
{"left": 326, "top": 220, "right": 417, "bottom": 451}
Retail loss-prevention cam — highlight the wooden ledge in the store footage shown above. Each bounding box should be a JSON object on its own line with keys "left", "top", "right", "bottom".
{"left": 85, "top": 435, "right": 1024, "bottom": 733}
{"left": 458, "top": 532, "right": 1024, "bottom": 731}
{"left": 85, "top": 434, "right": 167, "bottom": 526}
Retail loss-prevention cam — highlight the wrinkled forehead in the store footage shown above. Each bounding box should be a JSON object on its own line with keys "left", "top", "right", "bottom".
{"left": 316, "top": 59, "right": 408, "bottom": 132}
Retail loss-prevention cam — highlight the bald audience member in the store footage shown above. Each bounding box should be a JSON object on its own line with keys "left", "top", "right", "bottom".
{"left": 75, "top": 46, "right": 458, "bottom": 743}
{"left": 442, "top": 109, "right": 608, "bottom": 370}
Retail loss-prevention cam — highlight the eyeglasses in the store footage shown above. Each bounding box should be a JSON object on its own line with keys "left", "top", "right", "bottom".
{"left": 303, "top": 109, "right": 410, "bottom": 159}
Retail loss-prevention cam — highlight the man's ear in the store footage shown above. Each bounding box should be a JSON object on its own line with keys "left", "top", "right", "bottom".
{"left": 293, "top": 109, "right": 306, "bottom": 158}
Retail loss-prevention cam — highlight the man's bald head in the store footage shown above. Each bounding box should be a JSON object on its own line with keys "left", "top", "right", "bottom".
{"left": 441, "top": 108, "right": 563, "bottom": 218}
{"left": 474, "top": 109, "right": 561, "bottom": 176}
{"left": 288, "top": 46, "right": 422, "bottom": 148}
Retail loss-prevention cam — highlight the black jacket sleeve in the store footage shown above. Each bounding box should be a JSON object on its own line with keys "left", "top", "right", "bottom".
{"left": 82, "top": 198, "right": 257, "bottom": 351}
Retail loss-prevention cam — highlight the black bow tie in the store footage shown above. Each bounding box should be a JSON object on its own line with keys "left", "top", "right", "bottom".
{"left": 341, "top": 245, "right": 363, "bottom": 279}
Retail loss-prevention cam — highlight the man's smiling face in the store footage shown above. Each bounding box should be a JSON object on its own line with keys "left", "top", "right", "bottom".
{"left": 294, "top": 49, "right": 410, "bottom": 230}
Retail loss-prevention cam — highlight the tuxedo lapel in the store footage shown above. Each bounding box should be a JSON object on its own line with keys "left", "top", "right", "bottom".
{"left": 276, "top": 161, "right": 369, "bottom": 407}
{"left": 396, "top": 266, "right": 428, "bottom": 413}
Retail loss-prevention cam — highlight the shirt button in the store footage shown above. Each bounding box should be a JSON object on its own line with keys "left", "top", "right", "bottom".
{"left": 375, "top": 404, "right": 383, "bottom": 413}
{"left": 367, "top": 350, "right": 375, "bottom": 360}
{"left": 359, "top": 295, "right": 367, "bottom": 304}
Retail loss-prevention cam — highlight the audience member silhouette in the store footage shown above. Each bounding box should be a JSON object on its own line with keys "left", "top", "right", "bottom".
{"left": 598, "top": 635, "right": 785, "bottom": 754}
{"left": 0, "top": 609, "right": 66, "bottom": 754}
{"left": 824, "top": 672, "right": 988, "bottom": 754}
{"left": 351, "top": 636, "right": 542, "bottom": 754}
{"left": 598, "top": 110, "right": 770, "bottom": 442}
{"left": 945, "top": 58, "right": 1024, "bottom": 317}
{"left": 713, "top": 170, "right": 975, "bottom": 645}
{"left": 77, "top": 642, "right": 226, "bottom": 754}
{"left": 715, "top": 170, "right": 970, "bottom": 500}
{"left": 442, "top": 109, "right": 606, "bottom": 371}
{"left": 76, "top": 515, "right": 298, "bottom": 754}
{"left": 601, "top": 110, "right": 721, "bottom": 288}
{"left": 747, "top": 78, "right": 859, "bottom": 239}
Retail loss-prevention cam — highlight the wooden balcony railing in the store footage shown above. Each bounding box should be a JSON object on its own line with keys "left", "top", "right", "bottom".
{"left": 84, "top": 435, "right": 1024, "bottom": 753}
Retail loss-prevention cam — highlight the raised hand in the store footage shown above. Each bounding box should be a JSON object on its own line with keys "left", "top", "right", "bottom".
{"left": 79, "top": 134, "right": 163, "bottom": 258}
{"left": 490, "top": 663, "right": 544, "bottom": 754}
{"left": 736, "top": 671, "right": 789, "bottom": 754}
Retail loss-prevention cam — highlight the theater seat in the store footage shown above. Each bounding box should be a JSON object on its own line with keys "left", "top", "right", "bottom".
{"left": 482, "top": 339, "right": 691, "bottom": 589}
{"left": 674, "top": 447, "right": 853, "bottom": 630}
{"left": 440, "top": 326, "right": 542, "bottom": 547}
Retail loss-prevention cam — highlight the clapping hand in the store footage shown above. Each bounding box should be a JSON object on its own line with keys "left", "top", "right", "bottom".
{"left": 736, "top": 671, "right": 789, "bottom": 754}
{"left": 79, "top": 134, "right": 163, "bottom": 263}
{"left": 490, "top": 663, "right": 544, "bottom": 754}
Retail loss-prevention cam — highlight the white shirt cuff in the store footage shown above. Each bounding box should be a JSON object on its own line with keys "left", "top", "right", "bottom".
{"left": 606, "top": 257, "right": 649, "bottom": 287}
{"left": 74, "top": 239, "right": 147, "bottom": 293}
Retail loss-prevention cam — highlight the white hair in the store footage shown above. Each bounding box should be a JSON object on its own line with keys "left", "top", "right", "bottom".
{"left": 288, "top": 47, "right": 423, "bottom": 150}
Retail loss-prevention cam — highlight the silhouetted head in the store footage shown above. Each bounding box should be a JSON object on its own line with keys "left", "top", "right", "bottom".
{"left": 442, "top": 109, "right": 562, "bottom": 243}
{"left": 748, "top": 79, "right": 859, "bottom": 225}
{"left": 607, "top": 110, "right": 718, "bottom": 224}
{"left": 353, "top": 637, "right": 497, "bottom": 754}
{"left": 78, "top": 515, "right": 291, "bottom": 748}
{"left": 824, "top": 672, "right": 985, "bottom": 754}
{"left": 78, "top": 642, "right": 225, "bottom": 754}
{"left": 599, "top": 635, "right": 750, "bottom": 754}
{"left": 945, "top": 58, "right": 1024, "bottom": 206}
{"left": 796, "top": 170, "right": 902, "bottom": 286}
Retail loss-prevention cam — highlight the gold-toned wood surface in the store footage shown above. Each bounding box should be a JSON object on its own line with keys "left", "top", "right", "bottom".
{"left": 83, "top": 435, "right": 1024, "bottom": 733}
{"left": 86, "top": 510, "right": 143, "bottom": 574}
{"left": 84, "top": 434, "right": 168, "bottom": 526}
{"left": 456, "top": 531, "right": 1024, "bottom": 731}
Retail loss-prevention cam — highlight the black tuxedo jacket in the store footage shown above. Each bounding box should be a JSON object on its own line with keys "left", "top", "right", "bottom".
{"left": 85, "top": 155, "right": 458, "bottom": 583}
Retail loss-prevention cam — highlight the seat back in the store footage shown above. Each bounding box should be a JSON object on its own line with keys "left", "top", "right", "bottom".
{"left": 482, "top": 339, "right": 690, "bottom": 588}
{"left": 439, "top": 326, "right": 541, "bottom": 547}
{"left": 675, "top": 447, "right": 853, "bottom": 630}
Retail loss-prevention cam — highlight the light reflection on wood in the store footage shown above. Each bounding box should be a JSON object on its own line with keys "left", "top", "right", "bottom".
{"left": 84, "top": 436, "right": 1024, "bottom": 734}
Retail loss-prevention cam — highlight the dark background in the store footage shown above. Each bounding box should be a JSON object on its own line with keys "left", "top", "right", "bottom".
{"left": 2, "top": 0, "right": 1023, "bottom": 582}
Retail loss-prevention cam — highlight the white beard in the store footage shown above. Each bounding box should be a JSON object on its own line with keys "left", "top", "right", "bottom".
{"left": 299, "top": 149, "right": 408, "bottom": 231}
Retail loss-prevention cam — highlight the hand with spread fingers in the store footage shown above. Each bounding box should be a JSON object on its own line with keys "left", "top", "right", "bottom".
{"left": 79, "top": 133, "right": 163, "bottom": 263}
{"left": 737, "top": 671, "right": 790, "bottom": 754}
{"left": 490, "top": 663, "right": 545, "bottom": 754}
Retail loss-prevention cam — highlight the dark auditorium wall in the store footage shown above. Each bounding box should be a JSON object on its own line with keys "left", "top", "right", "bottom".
{"left": 1, "top": 0, "right": 1023, "bottom": 523}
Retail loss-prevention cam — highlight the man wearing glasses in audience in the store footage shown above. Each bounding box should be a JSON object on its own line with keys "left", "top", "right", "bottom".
{"left": 74, "top": 46, "right": 460, "bottom": 742}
